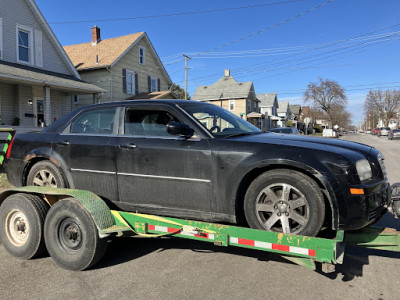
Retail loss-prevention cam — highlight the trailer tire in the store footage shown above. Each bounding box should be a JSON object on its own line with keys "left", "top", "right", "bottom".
{"left": 244, "top": 169, "right": 325, "bottom": 236}
{"left": 44, "top": 198, "right": 107, "bottom": 271}
{"left": 0, "top": 193, "right": 49, "bottom": 259}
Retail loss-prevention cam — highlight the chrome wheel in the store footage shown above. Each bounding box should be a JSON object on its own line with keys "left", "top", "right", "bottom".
{"left": 5, "top": 209, "right": 30, "bottom": 247}
{"left": 255, "top": 183, "right": 309, "bottom": 234}
{"left": 33, "top": 170, "right": 57, "bottom": 187}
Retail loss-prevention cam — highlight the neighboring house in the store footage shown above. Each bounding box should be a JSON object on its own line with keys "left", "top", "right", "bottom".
{"left": 289, "top": 104, "right": 302, "bottom": 129}
{"left": 64, "top": 27, "right": 172, "bottom": 106}
{"left": 277, "top": 101, "right": 291, "bottom": 127}
{"left": 257, "top": 93, "right": 280, "bottom": 129}
{"left": 0, "top": 0, "right": 103, "bottom": 127}
{"left": 192, "top": 70, "right": 260, "bottom": 126}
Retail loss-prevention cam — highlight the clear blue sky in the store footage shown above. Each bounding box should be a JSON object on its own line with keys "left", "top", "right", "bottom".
{"left": 36, "top": 0, "right": 400, "bottom": 125}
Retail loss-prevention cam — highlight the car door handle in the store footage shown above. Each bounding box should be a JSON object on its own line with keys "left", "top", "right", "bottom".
{"left": 119, "top": 143, "right": 138, "bottom": 149}
{"left": 57, "top": 140, "right": 70, "bottom": 145}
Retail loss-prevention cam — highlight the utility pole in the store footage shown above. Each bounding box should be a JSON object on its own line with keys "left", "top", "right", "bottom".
{"left": 183, "top": 54, "right": 191, "bottom": 100}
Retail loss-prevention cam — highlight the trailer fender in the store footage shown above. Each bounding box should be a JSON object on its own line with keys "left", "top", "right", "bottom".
{"left": 0, "top": 187, "right": 115, "bottom": 235}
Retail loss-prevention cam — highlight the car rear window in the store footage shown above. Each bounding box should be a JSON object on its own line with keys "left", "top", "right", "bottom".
{"left": 70, "top": 108, "right": 116, "bottom": 134}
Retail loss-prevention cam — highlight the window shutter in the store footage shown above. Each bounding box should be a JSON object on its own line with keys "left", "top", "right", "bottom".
{"left": 135, "top": 73, "right": 139, "bottom": 95}
{"left": 122, "top": 69, "right": 127, "bottom": 93}
{"left": 147, "top": 76, "right": 151, "bottom": 93}
{"left": 34, "top": 30, "right": 43, "bottom": 67}
{"left": 157, "top": 78, "right": 161, "bottom": 92}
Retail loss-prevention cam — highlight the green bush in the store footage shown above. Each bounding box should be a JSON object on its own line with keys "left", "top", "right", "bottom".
{"left": 313, "top": 125, "right": 323, "bottom": 133}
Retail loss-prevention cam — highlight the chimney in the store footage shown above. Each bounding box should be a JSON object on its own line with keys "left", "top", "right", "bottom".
{"left": 224, "top": 69, "right": 230, "bottom": 77}
{"left": 91, "top": 26, "right": 101, "bottom": 45}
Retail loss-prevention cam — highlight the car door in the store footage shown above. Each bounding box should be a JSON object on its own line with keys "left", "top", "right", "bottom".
{"left": 115, "top": 104, "right": 213, "bottom": 220}
{"left": 52, "top": 106, "right": 119, "bottom": 202}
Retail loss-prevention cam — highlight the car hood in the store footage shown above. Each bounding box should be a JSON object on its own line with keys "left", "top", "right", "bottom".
{"left": 233, "top": 132, "right": 374, "bottom": 156}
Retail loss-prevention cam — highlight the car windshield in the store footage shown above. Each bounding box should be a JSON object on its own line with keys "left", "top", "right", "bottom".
{"left": 179, "top": 102, "right": 262, "bottom": 138}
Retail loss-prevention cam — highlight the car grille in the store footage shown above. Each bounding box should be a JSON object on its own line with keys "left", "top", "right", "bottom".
{"left": 378, "top": 152, "right": 388, "bottom": 182}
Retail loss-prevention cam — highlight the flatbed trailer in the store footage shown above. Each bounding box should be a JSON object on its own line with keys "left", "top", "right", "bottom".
{"left": 0, "top": 128, "right": 400, "bottom": 272}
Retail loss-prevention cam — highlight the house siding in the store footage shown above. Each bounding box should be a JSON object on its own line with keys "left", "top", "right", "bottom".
{"left": 0, "top": 83, "right": 17, "bottom": 125}
{"left": 0, "top": 0, "right": 73, "bottom": 75}
{"left": 74, "top": 37, "right": 170, "bottom": 106}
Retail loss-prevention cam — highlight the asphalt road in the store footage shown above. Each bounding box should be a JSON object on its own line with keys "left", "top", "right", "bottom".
{"left": 1, "top": 133, "right": 400, "bottom": 300}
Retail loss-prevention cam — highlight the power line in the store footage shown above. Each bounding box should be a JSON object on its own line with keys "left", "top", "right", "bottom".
{"left": 190, "top": 0, "right": 335, "bottom": 59}
{"left": 48, "top": 0, "right": 308, "bottom": 25}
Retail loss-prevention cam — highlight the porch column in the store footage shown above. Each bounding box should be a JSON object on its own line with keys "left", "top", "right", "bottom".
{"left": 43, "top": 86, "right": 51, "bottom": 126}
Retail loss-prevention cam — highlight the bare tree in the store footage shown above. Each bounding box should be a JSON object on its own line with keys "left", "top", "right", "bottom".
{"left": 364, "top": 89, "right": 400, "bottom": 127}
{"left": 304, "top": 78, "right": 347, "bottom": 128}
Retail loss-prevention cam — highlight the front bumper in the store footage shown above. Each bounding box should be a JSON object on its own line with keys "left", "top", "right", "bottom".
{"left": 343, "top": 181, "right": 391, "bottom": 230}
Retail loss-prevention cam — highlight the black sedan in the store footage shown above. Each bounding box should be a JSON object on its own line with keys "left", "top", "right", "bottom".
{"left": 4, "top": 100, "right": 390, "bottom": 236}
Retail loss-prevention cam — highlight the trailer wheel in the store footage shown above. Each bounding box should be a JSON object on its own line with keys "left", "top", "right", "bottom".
{"left": 0, "top": 193, "right": 49, "bottom": 259}
{"left": 27, "top": 160, "right": 65, "bottom": 188}
{"left": 44, "top": 198, "right": 107, "bottom": 271}
{"left": 244, "top": 169, "right": 325, "bottom": 236}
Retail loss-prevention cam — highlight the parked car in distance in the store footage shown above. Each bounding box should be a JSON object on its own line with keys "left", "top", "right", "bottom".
{"left": 378, "top": 127, "right": 391, "bottom": 137}
{"left": 269, "top": 127, "right": 300, "bottom": 135}
{"left": 4, "top": 100, "right": 390, "bottom": 237}
{"left": 322, "top": 128, "right": 338, "bottom": 138}
{"left": 373, "top": 128, "right": 379, "bottom": 135}
{"left": 365, "top": 129, "right": 372, "bottom": 134}
{"left": 388, "top": 129, "right": 400, "bottom": 140}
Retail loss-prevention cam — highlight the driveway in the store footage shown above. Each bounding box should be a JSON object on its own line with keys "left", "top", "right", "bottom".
{"left": 0, "top": 133, "right": 399, "bottom": 300}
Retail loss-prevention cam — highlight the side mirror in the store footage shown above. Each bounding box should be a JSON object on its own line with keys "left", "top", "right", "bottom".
{"left": 166, "top": 122, "right": 194, "bottom": 139}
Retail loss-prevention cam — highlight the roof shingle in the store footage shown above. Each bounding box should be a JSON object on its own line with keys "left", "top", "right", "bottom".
{"left": 64, "top": 32, "right": 145, "bottom": 70}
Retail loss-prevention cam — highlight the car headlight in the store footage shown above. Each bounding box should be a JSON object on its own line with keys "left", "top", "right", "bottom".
{"left": 356, "top": 159, "right": 372, "bottom": 181}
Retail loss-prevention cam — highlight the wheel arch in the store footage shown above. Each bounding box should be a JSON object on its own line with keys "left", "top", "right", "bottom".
{"left": 0, "top": 187, "right": 115, "bottom": 235}
{"left": 234, "top": 161, "right": 339, "bottom": 230}
{"left": 22, "top": 150, "right": 74, "bottom": 188}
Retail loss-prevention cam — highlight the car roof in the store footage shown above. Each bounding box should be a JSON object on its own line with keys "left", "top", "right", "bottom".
{"left": 81, "top": 99, "right": 206, "bottom": 110}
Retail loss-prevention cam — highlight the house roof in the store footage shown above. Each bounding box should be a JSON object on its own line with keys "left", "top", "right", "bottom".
{"left": 301, "top": 106, "right": 310, "bottom": 116}
{"left": 0, "top": 61, "right": 105, "bottom": 93}
{"left": 26, "top": 0, "right": 80, "bottom": 78}
{"left": 289, "top": 104, "right": 301, "bottom": 115}
{"left": 192, "top": 75, "right": 252, "bottom": 101}
{"left": 257, "top": 93, "right": 278, "bottom": 107}
{"left": 64, "top": 32, "right": 145, "bottom": 71}
{"left": 125, "top": 90, "right": 177, "bottom": 100}
{"left": 277, "top": 101, "right": 289, "bottom": 113}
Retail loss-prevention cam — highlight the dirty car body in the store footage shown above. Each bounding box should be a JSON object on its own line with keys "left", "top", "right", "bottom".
{"left": 5, "top": 100, "right": 391, "bottom": 235}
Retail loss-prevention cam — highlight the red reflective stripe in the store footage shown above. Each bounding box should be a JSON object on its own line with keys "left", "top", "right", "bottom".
{"left": 272, "top": 244, "right": 290, "bottom": 252}
{"left": 238, "top": 238, "right": 255, "bottom": 246}
{"left": 148, "top": 225, "right": 155, "bottom": 231}
{"left": 6, "top": 136, "right": 14, "bottom": 158}
{"left": 308, "top": 249, "right": 316, "bottom": 256}
{"left": 168, "top": 227, "right": 180, "bottom": 233}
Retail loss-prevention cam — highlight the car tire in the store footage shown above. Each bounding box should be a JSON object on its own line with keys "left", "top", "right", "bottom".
{"left": 0, "top": 193, "right": 49, "bottom": 259}
{"left": 44, "top": 198, "right": 108, "bottom": 271}
{"left": 27, "top": 161, "right": 66, "bottom": 188}
{"left": 244, "top": 169, "right": 325, "bottom": 236}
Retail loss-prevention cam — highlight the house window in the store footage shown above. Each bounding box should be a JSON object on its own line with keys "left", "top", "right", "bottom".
{"left": 74, "top": 95, "right": 79, "bottom": 105}
{"left": 247, "top": 100, "right": 251, "bottom": 112}
{"left": 0, "top": 18, "right": 3, "bottom": 58}
{"left": 150, "top": 77, "right": 158, "bottom": 92}
{"left": 126, "top": 70, "right": 136, "bottom": 94}
{"left": 17, "top": 26, "right": 33, "bottom": 64}
{"left": 229, "top": 100, "right": 235, "bottom": 111}
{"left": 139, "top": 46, "right": 145, "bottom": 65}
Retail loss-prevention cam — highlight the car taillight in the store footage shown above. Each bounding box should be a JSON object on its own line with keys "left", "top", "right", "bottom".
{"left": 6, "top": 136, "right": 15, "bottom": 158}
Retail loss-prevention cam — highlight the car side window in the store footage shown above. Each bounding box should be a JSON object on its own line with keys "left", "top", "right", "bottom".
{"left": 70, "top": 108, "right": 117, "bottom": 134}
{"left": 124, "top": 108, "right": 180, "bottom": 137}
